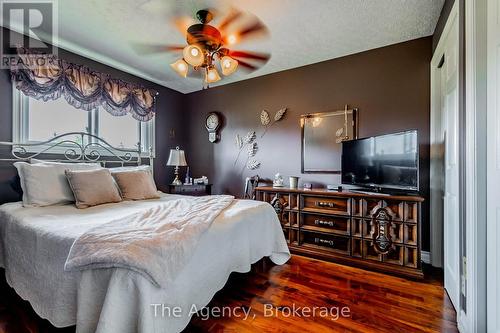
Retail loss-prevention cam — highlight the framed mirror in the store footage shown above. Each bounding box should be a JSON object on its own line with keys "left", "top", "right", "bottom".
{"left": 301, "top": 108, "right": 358, "bottom": 173}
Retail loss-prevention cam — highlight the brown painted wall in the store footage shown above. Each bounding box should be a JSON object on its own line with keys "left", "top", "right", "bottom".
{"left": 184, "top": 37, "right": 432, "bottom": 250}
{"left": 0, "top": 28, "right": 185, "bottom": 203}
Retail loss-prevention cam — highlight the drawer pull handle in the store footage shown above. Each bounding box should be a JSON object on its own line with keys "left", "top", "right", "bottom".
{"left": 316, "top": 201, "right": 335, "bottom": 208}
{"left": 314, "top": 219, "right": 335, "bottom": 227}
{"left": 314, "top": 237, "right": 334, "bottom": 247}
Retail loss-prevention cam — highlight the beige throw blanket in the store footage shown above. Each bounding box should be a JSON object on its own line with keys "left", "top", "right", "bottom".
{"left": 64, "top": 195, "right": 234, "bottom": 287}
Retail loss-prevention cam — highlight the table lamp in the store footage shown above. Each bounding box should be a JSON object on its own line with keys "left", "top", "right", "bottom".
{"left": 167, "top": 146, "right": 187, "bottom": 185}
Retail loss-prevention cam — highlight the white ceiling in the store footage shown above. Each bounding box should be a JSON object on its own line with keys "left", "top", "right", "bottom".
{"left": 8, "top": 0, "right": 444, "bottom": 93}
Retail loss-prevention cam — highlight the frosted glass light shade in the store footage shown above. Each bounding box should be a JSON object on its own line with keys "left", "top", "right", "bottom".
{"left": 205, "top": 67, "right": 221, "bottom": 83}
{"left": 183, "top": 45, "right": 204, "bottom": 66}
{"left": 221, "top": 56, "right": 238, "bottom": 76}
{"left": 170, "top": 59, "right": 188, "bottom": 77}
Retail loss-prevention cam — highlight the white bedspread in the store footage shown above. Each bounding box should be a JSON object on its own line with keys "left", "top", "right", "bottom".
{"left": 65, "top": 195, "right": 234, "bottom": 287}
{"left": 0, "top": 193, "right": 290, "bottom": 333}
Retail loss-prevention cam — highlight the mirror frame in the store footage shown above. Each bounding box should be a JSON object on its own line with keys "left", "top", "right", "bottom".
{"left": 300, "top": 109, "right": 358, "bottom": 174}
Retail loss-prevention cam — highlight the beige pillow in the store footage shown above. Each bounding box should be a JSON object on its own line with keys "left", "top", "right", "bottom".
{"left": 65, "top": 169, "right": 122, "bottom": 209}
{"left": 112, "top": 170, "right": 160, "bottom": 200}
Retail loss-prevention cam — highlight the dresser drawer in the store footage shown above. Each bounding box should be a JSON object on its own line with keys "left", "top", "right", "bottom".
{"left": 301, "top": 213, "right": 350, "bottom": 236}
{"left": 301, "top": 195, "right": 350, "bottom": 215}
{"left": 168, "top": 184, "right": 211, "bottom": 196}
{"left": 300, "top": 231, "right": 350, "bottom": 255}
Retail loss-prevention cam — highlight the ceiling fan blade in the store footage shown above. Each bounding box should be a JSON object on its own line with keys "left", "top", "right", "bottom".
{"left": 173, "top": 15, "right": 195, "bottom": 37}
{"left": 218, "top": 9, "right": 243, "bottom": 32}
{"left": 131, "top": 43, "right": 184, "bottom": 55}
{"left": 237, "top": 20, "right": 267, "bottom": 39}
{"left": 236, "top": 59, "right": 258, "bottom": 72}
{"left": 229, "top": 50, "right": 270, "bottom": 62}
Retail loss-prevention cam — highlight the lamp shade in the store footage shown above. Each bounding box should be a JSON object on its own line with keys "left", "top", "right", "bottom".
{"left": 205, "top": 67, "right": 221, "bottom": 83}
{"left": 183, "top": 45, "right": 204, "bottom": 67}
{"left": 221, "top": 56, "right": 238, "bottom": 76}
{"left": 166, "top": 146, "right": 187, "bottom": 166}
{"left": 170, "top": 59, "right": 188, "bottom": 77}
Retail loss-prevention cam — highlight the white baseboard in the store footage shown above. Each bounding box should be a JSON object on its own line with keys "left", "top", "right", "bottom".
{"left": 458, "top": 310, "right": 468, "bottom": 333}
{"left": 421, "top": 251, "right": 431, "bottom": 264}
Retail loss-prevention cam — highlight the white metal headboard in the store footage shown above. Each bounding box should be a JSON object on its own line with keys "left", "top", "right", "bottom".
{"left": 0, "top": 132, "right": 153, "bottom": 167}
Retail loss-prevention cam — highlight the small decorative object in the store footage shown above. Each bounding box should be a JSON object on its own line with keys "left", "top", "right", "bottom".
{"left": 194, "top": 176, "right": 209, "bottom": 185}
{"left": 166, "top": 146, "right": 187, "bottom": 185}
{"left": 184, "top": 167, "right": 191, "bottom": 185}
{"left": 273, "top": 173, "right": 284, "bottom": 187}
{"left": 260, "top": 107, "right": 287, "bottom": 138}
{"left": 289, "top": 176, "right": 299, "bottom": 189}
{"left": 303, "top": 182, "right": 312, "bottom": 190}
{"left": 205, "top": 112, "right": 221, "bottom": 143}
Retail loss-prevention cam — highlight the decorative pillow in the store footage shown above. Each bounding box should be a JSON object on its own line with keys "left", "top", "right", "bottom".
{"left": 14, "top": 162, "right": 102, "bottom": 207}
{"left": 112, "top": 170, "right": 160, "bottom": 200}
{"left": 65, "top": 169, "right": 122, "bottom": 209}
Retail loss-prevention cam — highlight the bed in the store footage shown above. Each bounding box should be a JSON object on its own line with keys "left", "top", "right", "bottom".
{"left": 0, "top": 133, "right": 290, "bottom": 333}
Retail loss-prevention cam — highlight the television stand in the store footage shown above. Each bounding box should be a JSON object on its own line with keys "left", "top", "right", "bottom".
{"left": 255, "top": 186, "right": 424, "bottom": 279}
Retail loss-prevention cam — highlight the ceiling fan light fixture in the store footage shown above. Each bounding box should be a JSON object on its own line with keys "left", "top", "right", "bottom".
{"left": 205, "top": 67, "right": 221, "bottom": 83}
{"left": 221, "top": 56, "right": 238, "bottom": 76}
{"left": 170, "top": 59, "right": 189, "bottom": 77}
{"left": 227, "top": 34, "right": 238, "bottom": 45}
{"left": 183, "top": 45, "right": 204, "bottom": 66}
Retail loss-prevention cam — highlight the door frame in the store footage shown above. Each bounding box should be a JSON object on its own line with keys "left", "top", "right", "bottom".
{"left": 486, "top": 0, "right": 500, "bottom": 331}
{"left": 430, "top": 0, "right": 459, "bottom": 271}
{"left": 463, "top": 0, "right": 488, "bottom": 332}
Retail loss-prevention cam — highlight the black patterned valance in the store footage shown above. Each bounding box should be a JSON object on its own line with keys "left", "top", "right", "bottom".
{"left": 10, "top": 48, "right": 158, "bottom": 122}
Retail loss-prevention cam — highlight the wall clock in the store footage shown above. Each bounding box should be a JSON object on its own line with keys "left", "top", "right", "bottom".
{"left": 205, "top": 112, "right": 221, "bottom": 143}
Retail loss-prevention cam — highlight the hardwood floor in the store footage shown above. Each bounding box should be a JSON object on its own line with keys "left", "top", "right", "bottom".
{"left": 0, "top": 256, "right": 458, "bottom": 333}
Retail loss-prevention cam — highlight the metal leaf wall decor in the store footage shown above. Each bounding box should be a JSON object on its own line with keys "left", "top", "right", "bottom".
{"left": 233, "top": 107, "right": 287, "bottom": 171}
{"left": 247, "top": 159, "right": 261, "bottom": 170}
{"left": 261, "top": 107, "right": 287, "bottom": 138}
{"left": 260, "top": 110, "right": 270, "bottom": 126}
{"left": 234, "top": 131, "right": 258, "bottom": 167}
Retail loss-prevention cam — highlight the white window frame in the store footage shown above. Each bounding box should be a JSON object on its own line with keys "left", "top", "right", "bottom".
{"left": 12, "top": 87, "right": 155, "bottom": 157}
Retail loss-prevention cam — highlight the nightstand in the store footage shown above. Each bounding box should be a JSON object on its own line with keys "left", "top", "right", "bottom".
{"left": 166, "top": 184, "right": 212, "bottom": 196}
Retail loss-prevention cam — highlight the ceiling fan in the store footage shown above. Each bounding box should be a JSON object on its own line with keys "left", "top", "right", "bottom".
{"left": 133, "top": 8, "right": 270, "bottom": 88}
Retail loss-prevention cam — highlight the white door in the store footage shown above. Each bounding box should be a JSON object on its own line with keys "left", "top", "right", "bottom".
{"left": 487, "top": 0, "right": 500, "bottom": 331}
{"left": 441, "top": 17, "right": 460, "bottom": 311}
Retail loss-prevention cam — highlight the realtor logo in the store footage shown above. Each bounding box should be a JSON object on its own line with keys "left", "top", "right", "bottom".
{"left": 1, "top": 0, "right": 58, "bottom": 68}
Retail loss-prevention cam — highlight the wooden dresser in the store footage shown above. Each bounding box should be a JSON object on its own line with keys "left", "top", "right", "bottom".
{"left": 255, "top": 186, "right": 425, "bottom": 278}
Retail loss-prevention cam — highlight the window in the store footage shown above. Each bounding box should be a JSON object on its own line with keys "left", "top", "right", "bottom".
{"left": 13, "top": 87, "right": 155, "bottom": 156}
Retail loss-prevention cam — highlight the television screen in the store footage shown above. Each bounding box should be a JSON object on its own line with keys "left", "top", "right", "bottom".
{"left": 341, "top": 130, "right": 419, "bottom": 191}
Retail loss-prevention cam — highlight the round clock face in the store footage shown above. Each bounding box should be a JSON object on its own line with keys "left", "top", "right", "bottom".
{"left": 206, "top": 113, "right": 219, "bottom": 130}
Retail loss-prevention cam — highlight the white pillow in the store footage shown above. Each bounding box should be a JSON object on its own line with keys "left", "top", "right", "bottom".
{"left": 14, "top": 162, "right": 102, "bottom": 207}
{"left": 108, "top": 165, "right": 152, "bottom": 173}
{"left": 30, "top": 159, "right": 101, "bottom": 167}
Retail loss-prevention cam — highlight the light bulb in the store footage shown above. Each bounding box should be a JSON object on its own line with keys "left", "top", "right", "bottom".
{"left": 205, "top": 67, "right": 221, "bottom": 83}
{"left": 227, "top": 34, "right": 237, "bottom": 45}
{"left": 220, "top": 56, "right": 238, "bottom": 76}
{"left": 170, "top": 59, "right": 188, "bottom": 78}
{"left": 183, "top": 45, "right": 204, "bottom": 67}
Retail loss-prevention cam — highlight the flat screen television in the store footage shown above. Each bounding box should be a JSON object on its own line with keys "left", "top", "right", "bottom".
{"left": 341, "top": 130, "right": 419, "bottom": 192}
